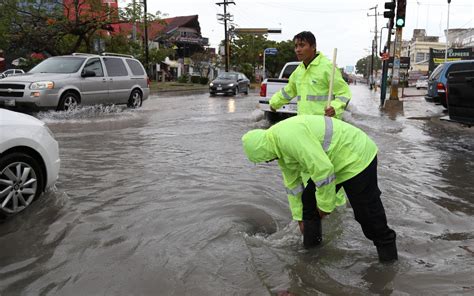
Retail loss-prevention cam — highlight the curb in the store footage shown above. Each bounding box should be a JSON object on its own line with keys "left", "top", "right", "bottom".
{"left": 150, "top": 88, "right": 209, "bottom": 96}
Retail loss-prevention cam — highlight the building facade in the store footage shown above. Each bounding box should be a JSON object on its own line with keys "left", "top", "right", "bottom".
{"left": 402, "top": 29, "right": 446, "bottom": 75}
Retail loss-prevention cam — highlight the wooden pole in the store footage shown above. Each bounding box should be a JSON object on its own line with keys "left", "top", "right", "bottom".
{"left": 327, "top": 48, "right": 338, "bottom": 108}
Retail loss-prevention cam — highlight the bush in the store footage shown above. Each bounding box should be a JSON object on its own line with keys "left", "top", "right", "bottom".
{"left": 178, "top": 74, "right": 189, "bottom": 83}
{"left": 190, "top": 75, "right": 200, "bottom": 84}
{"left": 199, "top": 77, "right": 209, "bottom": 85}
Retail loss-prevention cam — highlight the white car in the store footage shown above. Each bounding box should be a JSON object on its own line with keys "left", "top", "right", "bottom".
{"left": 415, "top": 76, "right": 428, "bottom": 89}
{"left": 0, "top": 109, "right": 60, "bottom": 216}
{"left": 0, "top": 69, "right": 25, "bottom": 79}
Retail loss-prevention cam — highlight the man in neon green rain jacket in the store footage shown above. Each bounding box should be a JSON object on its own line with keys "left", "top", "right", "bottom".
{"left": 242, "top": 115, "right": 398, "bottom": 263}
{"left": 269, "top": 31, "right": 351, "bottom": 119}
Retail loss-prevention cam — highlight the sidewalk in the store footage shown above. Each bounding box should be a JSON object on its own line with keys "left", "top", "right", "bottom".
{"left": 149, "top": 81, "right": 208, "bottom": 95}
{"left": 351, "top": 84, "right": 446, "bottom": 120}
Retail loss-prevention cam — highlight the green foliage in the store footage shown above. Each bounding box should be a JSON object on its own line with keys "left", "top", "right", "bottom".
{"left": 190, "top": 75, "right": 200, "bottom": 83}
{"left": 178, "top": 74, "right": 189, "bottom": 83}
{"left": 199, "top": 77, "right": 209, "bottom": 85}
{"left": 149, "top": 47, "right": 175, "bottom": 65}
{"left": 227, "top": 34, "right": 296, "bottom": 81}
{"left": 355, "top": 55, "right": 382, "bottom": 77}
{"left": 266, "top": 40, "right": 296, "bottom": 78}
{"left": 237, "top": 63, "right": 254, "bottom": 81}
{"left": 190, "top": 51, "right": 213, "bottom": 78}
{"left": 0, "top": 0, "right": 164, "bottom": 58}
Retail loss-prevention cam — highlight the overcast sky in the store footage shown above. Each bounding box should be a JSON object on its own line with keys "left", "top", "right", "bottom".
{"left": 121, "top": 0, "right": 473, "bottom": 68}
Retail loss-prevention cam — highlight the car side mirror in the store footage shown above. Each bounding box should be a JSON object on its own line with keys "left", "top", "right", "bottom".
{"left": 81, "top": 70, "right": 96, "bottom": 78}
{"left": 237, "top": 78, "right": 242, "bottom": 81}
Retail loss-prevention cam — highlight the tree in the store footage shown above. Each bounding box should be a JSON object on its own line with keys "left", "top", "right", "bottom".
{"left": 149, "top": 47, "right": 175, "bottom": 66}
{"left": 0, "top": 0, "right": 162, "bottom": 57}
{"left": 355, "top": 55, "right": 382, "bottom": 77}
{"left": 226, "top": 34, "right": 295, "bottom": 81}
{"left": 265, "top": 40, "right": 296, "bottom": 77}
{"left": 190, "top": 51, "right": 213, "bottom": 78}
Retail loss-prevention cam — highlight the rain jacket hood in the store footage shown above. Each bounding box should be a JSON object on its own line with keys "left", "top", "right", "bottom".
{"left": 242, "top": 129, "right": 277, "bottom": 163}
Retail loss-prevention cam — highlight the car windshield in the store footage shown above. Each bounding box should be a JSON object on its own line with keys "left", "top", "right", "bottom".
{"left": 217, "top": 73, "right": 238, "bottom": 80}
{"left": 418, "top": 76, "right": 428, "bottom": 80}
{"left": 29, "top": 57, "right": 86, "bottom": 74}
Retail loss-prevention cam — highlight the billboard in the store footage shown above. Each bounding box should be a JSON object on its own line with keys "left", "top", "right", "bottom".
{"left": 429, "top": 47, "right": 474, "bottom": 72}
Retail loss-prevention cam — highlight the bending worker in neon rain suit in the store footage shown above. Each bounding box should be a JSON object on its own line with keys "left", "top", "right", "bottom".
{"left": 241, "top": 115, "right": 398, "bottom": 262}
{"left": 269, "top": 31, "right": 351, "bottom": 119}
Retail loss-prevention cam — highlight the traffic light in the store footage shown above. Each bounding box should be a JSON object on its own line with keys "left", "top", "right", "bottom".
{"left": 383, "top": 1, "right": 396, "bottom": 19}
{"left": 258, "top": 53, "right": 263, "bottom": 62}
{"left": 396, "top": 0, "right": 406, "bottom": 28}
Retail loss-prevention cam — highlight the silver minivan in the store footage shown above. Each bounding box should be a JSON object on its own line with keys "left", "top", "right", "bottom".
{"left": 0, "top": 53, "right": 150, "bottom": 111}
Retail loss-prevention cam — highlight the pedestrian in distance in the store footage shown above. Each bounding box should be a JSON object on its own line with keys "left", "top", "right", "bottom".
{"left": 269, "top": 31, "right": 351, "bottom": 119}
{"left": 241, "top": 115, "right": 398, "bottom": 263}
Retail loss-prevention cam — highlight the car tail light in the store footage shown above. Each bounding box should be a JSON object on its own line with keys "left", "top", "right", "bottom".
{"left": 260, "top": 83, "right": 267, "bottom": 97}
{"left": 147, "top": 77, "right": 151, "bottom": 88}
{"left": 436, "top": 82, "right": 445, "bottom": 93}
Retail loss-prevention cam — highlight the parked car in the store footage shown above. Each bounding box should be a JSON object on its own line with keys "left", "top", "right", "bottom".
{"left": 0, "top": 109, "right": 60, "bottom": 217}
{"left": 425, "top": 60, "right": 474, "bottom": 108}
{"left": 0, "top": 52, "right": 150, "bottom": 111}
{"left": 447, "top": 70, "right": 474, "bottom": 123}
{"left": 0, "top": 69, "right": 25, "bottom": 79}
{"left": 209, "top": 72, "right": 250, "bottom": 96}
{"left": 415, "top": 75, "right": 428, "bottom": 89}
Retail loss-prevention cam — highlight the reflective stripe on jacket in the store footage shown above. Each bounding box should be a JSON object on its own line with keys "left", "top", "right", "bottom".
{"left": 241, "top": 115, "right": 377, "bottom": 220}
{"left": 269, "top": 52, "right": 351, "bottom": 119}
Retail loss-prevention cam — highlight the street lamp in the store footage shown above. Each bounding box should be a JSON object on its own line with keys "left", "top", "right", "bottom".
{"left": 445, "top": 0, "right": 451, "bottom": 62}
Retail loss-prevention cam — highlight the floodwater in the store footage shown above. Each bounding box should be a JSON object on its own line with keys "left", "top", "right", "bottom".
{"left": 1, "top": 85, "right": 473, "bottom": 295}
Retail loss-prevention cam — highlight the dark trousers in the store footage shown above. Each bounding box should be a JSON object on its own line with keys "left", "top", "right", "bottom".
{"left": 302, "top": 156, "right": 396, "bottom": 247}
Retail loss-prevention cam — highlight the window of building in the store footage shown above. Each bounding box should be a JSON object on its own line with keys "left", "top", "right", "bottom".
{"left": 416, "top": 52, "right": 425, "bottom": 63}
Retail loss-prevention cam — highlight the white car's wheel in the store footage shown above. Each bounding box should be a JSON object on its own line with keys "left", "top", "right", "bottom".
{"left": 0, "top": 153, "right": 44, "bottom": 216}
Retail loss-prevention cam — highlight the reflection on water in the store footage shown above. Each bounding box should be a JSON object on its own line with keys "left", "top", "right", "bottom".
{"left": 0, "top": 89, "right": 473, "bottom": 295}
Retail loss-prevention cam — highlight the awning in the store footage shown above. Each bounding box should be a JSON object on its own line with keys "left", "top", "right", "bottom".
{"left": 11, "top": 57, "right": 27, "bottom": 66}
{"left": 163, "top": 57, "right": 179, "bottom": 68}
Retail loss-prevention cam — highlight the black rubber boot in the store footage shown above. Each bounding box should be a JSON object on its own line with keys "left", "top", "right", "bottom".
{"left": 303, "top": 217, "right": 322, "bottom": 249}
{"left": 376, "top": 242, "right": 398, "bottom": 263}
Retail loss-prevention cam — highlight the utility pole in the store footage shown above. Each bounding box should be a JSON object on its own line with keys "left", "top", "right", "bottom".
{"left": 216, "top": 0, "right": 235, "bottom": 72}
{"left": 143, "top": 0, "right": 149, "bottom": 75}
{"left": 381, "top": 0, "right": 396, "bottom": 106}
{"left": 445, "top": 0, "right": 451, "bottom": 62}
{"left": 132, "top": 0, "right": 137, "bottom": 41}
{"left": 368, "top": 5, "right": 378, "bottom": 90}
{"left": 385, "top": 0, "right": 406, "bottom": 112}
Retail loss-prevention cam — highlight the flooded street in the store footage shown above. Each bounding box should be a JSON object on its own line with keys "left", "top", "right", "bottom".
{"left": 1, "top": 85, "right": 473, "bottom": 295}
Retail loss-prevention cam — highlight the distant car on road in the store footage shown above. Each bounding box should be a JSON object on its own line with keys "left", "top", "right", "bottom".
{"left": 0, "top": 53, "right": 150, "bottom": 111}
{"left": 415, "top": 76, "right": 428, "bottom": 89}
{"left": 0, "top": 109, "right": 60, "bottom": 217}
{"left": 0, "top": 69, "right": 25, "bottom": 79}
{"left": 209, "top": 72, "right": 250, "bottom": 96}
{"left": 426, "top": 60, "right": 474, "bottom": 108}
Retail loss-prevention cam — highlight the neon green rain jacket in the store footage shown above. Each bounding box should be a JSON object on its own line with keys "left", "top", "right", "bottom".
{"left": 269, "top": 52, "right": 351, "bottom": 119}
{"left": 242, "top": 115, "right": 378, "bottom": 221}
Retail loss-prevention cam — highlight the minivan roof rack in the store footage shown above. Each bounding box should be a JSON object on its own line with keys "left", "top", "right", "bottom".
{"left": 101, "top": 52, "right": 135, "bottom": 58}
{"left": 72, "top": 53, "right": 98, "bottom": 56}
